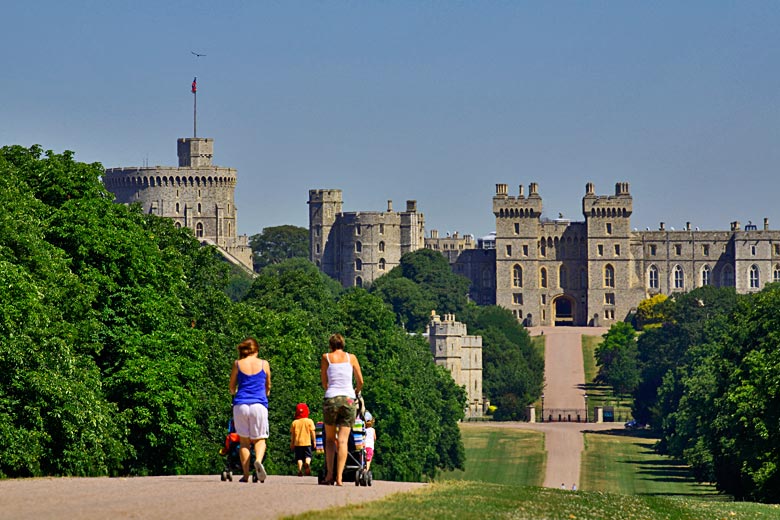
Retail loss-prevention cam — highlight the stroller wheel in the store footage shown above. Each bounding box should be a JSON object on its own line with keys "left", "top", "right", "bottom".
{"left": 367, "top": 470, "right": 373, "bottom": 486}
{"left": 226, "top": 471, "right": 233, "bottom": 482}
{"left": 220, "top": 471, "right": 227, "bottom": 482}
{"left": 355, "top": 469, "right": 362, "bottom": 486}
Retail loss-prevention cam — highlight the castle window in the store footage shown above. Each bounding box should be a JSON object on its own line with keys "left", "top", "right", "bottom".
{"left": 604, "top": 309, "right": 614, "bottom": 320}
{"left": 675, "top": 244, "right": 682, "bottom": 255}
{"left": 355, "top": 276, "right": 363, "bottom": 288}
{"left": 513, "top": 293, "right": 523, "bottom": 305}
{"left": 702, "top": 244, "right": 709, "bottom": 256}
{"left": 523, "top": 245, "right": 529, "bottom": 257}
{"left": 597, "top": 244, "right": 603, "bottom": 257}
{"left": 379, "top": 258, "right": 386, "bottom": 270}
{"left": 540, "top": 243, "right": 546, "bottom": 257}
{"left": 355, "top": 241, "right": 362, "bottom": 253}
{"left": 316, "top": 227, "right": 320, "bottom": 237}
{"left": 541, "top": 294, "right": 547, "bottom": 305}
{"left": 514, "top": 222, "right": 520, "bottom": 235}
{"left": 197, "top": 203, "right": 202, "bottom": 213}
{"left": 540, "top": 267, "right": 548, "bottom": 288}
{"left": 648, "top": 265, "right": 659, "bottom": 289}
{"left": 176, "top": 202, "right": 180, "bottom": 213}
{"left": 674, "top": 265, "right": 684, "bottom": 289}
{"left": 580, "top": 268, "right": 587, "bottom": 289}
{"left": 722, "top": 265, "right": 735, "bottom": 287}
{"left": 559, "top": 265, "right": 567, "bottom": 289}
{"left": 750, "top": 265, "right": 760, "bottom": 288}
{"left": 604, "top": 265, "right": 615, "bottom": 288}
{"left": 316, "top": 244, "right": 321, "bottom": 254}
{"left": 775, "top": 244, "right": 780, "bottom": 255}
{"left": 605, "top": 293, "right": 615, "bottom": 305}
{"left": 505, "top": 245, "right": 512, "bottom": 257}
{"left": 606, "top": 223, "right": 612, "bottom": 235}
{"left": 512, "top": 264, "right": 523, "bottom": 287}
{"left": 614, "top": 244, "right": 620, "bottom": 256}
{"left": 379, "top": 224, "right": 384, "bottom": 235}
{"left": 196, "top": 222, "right": 204, "bottom": 238}
{"left": 649, "top": 244, "right": 657, "bottom": 256}
{"left": 175, "top": 222, "right": 181, "bottom": 229}
{"left": 774, "top": 265, "right": 780, "bottom": 282}
{"left": 355, "top": 259, "right": 363, "bottom": 271}
{"left": 751, "top": 245, "right": 757, "bottom": 256}
{"left": 379, "top": 241, "right": 385, "bottom": 252}
{"left": 482, "top": 268, "right": 492, "bottom": 288}
{"left": 198, "top": 189, "right": 201, "bottom": 198}
{"left": 355, "top": 224, "right": 361, "bottom": 236}
{"left": 701, "top": 264, "right": 711, "bottom": 286}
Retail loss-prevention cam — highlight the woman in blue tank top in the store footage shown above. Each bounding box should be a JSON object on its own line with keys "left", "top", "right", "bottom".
{"left": 229, "top": 337, "right": 271, "bottom": 482}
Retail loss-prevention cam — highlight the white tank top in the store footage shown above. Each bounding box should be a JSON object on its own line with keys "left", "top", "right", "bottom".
{"left": 324, "top": 353, "right": 356, "bottom": 399}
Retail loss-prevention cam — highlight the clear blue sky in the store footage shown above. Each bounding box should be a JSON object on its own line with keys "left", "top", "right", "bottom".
{"left": 4, "top": 2, "right": 780, "bottom": 237}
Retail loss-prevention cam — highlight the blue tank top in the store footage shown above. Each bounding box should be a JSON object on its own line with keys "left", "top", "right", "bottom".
{"left": 233, "top": 365, "right": 268, "bottom": 408}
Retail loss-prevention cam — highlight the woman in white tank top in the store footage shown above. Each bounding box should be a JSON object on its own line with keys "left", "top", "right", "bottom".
{"left": 320, "top": 333, "right": 364, "bottom": 486}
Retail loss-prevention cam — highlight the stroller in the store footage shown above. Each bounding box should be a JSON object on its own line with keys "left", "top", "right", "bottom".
{"left": 219, "top": 419, "right": 261, "bottom": 482}
{"left": 316, "top": 402, "right": 373, "bottom": 486}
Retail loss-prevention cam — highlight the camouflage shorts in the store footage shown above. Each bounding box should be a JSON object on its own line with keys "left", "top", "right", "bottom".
{"left": 323, "top": 396, "right": 357, "bottom": 427}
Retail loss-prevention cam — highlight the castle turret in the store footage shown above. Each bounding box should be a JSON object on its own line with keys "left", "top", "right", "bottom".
{"left": 308, "top": 189, "right": 343, "bottom": 274}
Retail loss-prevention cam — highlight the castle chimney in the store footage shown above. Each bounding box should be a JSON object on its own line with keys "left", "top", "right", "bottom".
{"left": 387, "top": 200, "right": 393, "bottom": 212}
{"left": 764, "top": 217, "right": 769, "bottom": 230}
{"left": 519, "top": 184, "right": 525, "bottom": 197}
{"left": 431, "top": 229, "right": 438, "bottom": 239}
{"left": 406, "top": 200, "right": 417, "bottom": 212}
{"left": 529, "top": 183, "right": 539, "bottom": 196}
{"left": 496, "top": 184, "right": 508, "bottom": 196}
{"left": 585, "top": 182, "right": 594, "bottom": 195}
{"left": 686, "top": 222, "right": 691, "bottom": 231}
{"left": 660, "top": 222, "right": 665, "bottom": 231}
{"left": 731, "top": 221, "right": 741, "bottom": 231}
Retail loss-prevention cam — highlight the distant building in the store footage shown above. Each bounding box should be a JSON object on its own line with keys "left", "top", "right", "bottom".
{"left": 427, "top": 312, "right": 483, "bottom": 418}
{"left": 103, "top": 137, "right": 253, "bottom": 271}
{"left": 424, "top": 230, "right": 475, "bottom": 263}
{"left": 308, "top": 190, "right": 425, "bottom": 287}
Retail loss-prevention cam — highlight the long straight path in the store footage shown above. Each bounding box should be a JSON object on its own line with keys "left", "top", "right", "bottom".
{"left": 527, "top": 326, "right": 609, "bottom": 489}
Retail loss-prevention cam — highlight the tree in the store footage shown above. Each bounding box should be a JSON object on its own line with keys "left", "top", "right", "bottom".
{"left": 249, "top": 225, "right": 309, "bottom": 271}
{"left": 635, "top": 293, "right": 669, "bottom": 330}
{"left": 595, "top": 322, "right": 639, "bottom": 396}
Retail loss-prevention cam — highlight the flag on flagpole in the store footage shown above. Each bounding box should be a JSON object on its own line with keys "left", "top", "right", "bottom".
{"left": 191, "top": 77, "right": 197, "bottom": 93}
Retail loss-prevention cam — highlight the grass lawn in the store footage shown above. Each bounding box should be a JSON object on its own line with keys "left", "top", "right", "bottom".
{"left": 580, "top": 429, "right": 720, "bottom": 497}
{"left": 439, "top": 424, "right": 545, "bottom": 487}
{"left": 581, "top": 334, "right": 632, "bottom": 422}
{"left": 285, "top": 480, "right": 779, "bottom": 520}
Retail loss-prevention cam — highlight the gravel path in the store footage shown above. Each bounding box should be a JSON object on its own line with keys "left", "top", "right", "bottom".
{"left": 528, "top": 326, "right": 611, "bottom": 489}
{"left": 0, "top": 475, "right": 424, "bottom": 520}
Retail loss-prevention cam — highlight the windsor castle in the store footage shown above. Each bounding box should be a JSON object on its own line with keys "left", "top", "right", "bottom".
{"left": 310, "top": 182, "right": 780, "bottom": 327}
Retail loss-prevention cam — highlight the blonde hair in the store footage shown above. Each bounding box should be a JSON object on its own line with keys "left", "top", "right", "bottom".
{"left": 237, "top": 337, "right": 259, "bottom": 359}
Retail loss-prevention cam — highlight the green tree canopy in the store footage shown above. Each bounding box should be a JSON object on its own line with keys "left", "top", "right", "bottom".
{"left": 249, "top": 225, "right": 309, "bottom": 271}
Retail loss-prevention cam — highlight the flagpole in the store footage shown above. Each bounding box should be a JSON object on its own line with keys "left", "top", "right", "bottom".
{"left": 193, "top": 82, "right": 197, "bottom": 138}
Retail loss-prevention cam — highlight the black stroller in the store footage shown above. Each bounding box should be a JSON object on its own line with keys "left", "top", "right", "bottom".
{"left": 316, "top": 403, "right": 373, "bottom": 486}
{"left": 219, "top": 419, "right": 261, "bottom": 482}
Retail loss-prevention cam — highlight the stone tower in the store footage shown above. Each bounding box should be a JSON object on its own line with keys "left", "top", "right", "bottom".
{"left": 103, "top": 137, "right": 253, "bottom": 271}
{"left": 308, "top": 190, "right": 425, "bottom": 288}
{"left": 582, "top": 182, "right": 640, "bottom": 325}
{"left": 427, "top": 311, "right": 483, "bottom": 418}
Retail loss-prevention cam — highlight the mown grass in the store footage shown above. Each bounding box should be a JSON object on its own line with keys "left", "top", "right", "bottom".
{"left": 581, "top": 334, "right": 632, "bottom": 422}
{"left": 285, "top": 480, "right": 779, "bottom": 520}
{"left": 438, "top": 424, "right": 545, "bottom": 486}
{"left": 580, "top": 429, "right": 720, "bottom": 497}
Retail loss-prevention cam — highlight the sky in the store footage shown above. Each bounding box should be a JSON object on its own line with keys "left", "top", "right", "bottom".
{"left": 3, "top": 2, "right": 780, "bottom": 238}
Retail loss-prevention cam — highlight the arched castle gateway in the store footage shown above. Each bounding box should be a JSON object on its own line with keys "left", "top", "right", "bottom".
{"left": 104, "top": 138, "right": 253, "bottom": 271}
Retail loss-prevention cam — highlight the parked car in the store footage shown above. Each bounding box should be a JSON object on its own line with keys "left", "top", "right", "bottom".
{"left": 624, "top": 419, "right": 646, "bottom": 430}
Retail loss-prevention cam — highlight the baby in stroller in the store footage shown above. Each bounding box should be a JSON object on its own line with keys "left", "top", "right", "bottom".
{"left": 219, "top": 420, "right": 261, "bottom": 482}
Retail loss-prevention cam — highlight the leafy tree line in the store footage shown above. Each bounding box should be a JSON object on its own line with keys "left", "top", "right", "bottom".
{"left": 598, "top": 285, "right": 780, "bottom": 502}
{"left": 370, "top": 248, "right": 544, "bottom": 420}
{"left": 0, "top": 145, "right": 464, "bottom": 481}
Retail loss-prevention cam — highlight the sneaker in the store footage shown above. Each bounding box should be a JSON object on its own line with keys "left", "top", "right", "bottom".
{"left": 304, "top": 463, "right": 311, "bottom": 476}
{"left": 297, "top": 469, "right": 303, "bottom": 477}
{"left": 254, "top": 460, "right": 267, "bottom": 483}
